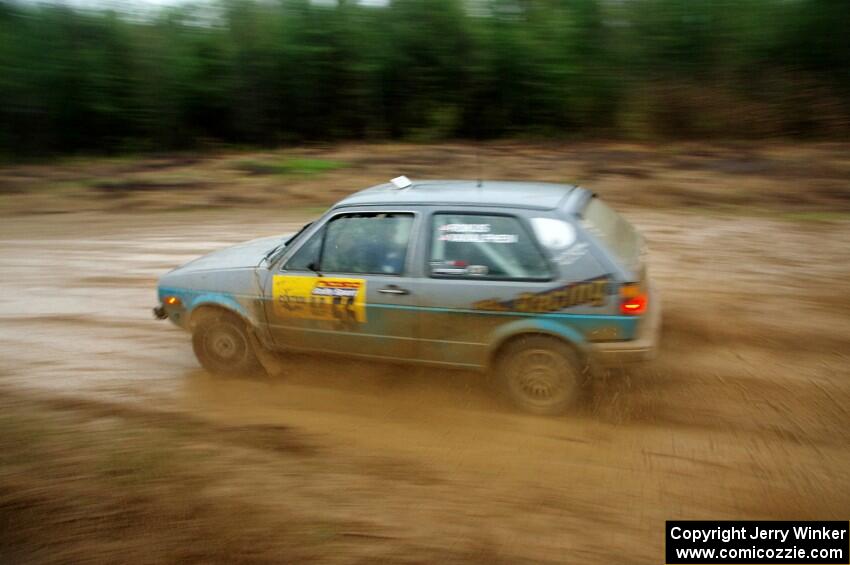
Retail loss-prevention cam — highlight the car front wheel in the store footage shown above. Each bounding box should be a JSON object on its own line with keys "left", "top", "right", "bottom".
{"left": 192, "top": 310, "right": 262, "bottom": 377}
{"left": 497, "top": 335, "right": 584, "bottom": 415}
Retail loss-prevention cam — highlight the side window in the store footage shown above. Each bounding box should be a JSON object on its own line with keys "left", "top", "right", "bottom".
{"left": 429, "top": 214, "right": 551, "bottom": 280}
{"left": 320, "top": 212, "right": 414, "bottom": 275}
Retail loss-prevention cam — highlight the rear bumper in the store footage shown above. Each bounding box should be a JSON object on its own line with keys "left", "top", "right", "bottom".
{"left": 589, "top": 287, "right": 661, "bottom": 366}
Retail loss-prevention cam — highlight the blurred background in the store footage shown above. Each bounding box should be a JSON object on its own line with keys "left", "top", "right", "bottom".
{"left": 0, "top": 1, "right": 849, "bottom": 563}
{"left": 0, "top": 0, "right": 848, "bottom": 156}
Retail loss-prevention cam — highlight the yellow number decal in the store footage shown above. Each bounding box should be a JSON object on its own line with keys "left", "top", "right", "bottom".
{"left": 273, "top": 275, "right": 367, "bottom": 323}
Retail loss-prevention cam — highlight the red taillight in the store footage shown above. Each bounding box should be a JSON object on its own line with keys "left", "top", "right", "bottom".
{"left": 619, "top": 284, "right": 647, "bottom": 315}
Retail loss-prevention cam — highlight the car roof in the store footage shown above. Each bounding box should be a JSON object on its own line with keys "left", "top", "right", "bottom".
{"left": 333, "top": 180, "right": 583, "bottom": 211}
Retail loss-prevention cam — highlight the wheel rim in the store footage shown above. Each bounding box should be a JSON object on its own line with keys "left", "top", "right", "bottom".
{"left": 507, "top": 348, "right": 573, "bottom": 407}
{"left": 204, "top": 322, "right": 247, "bottom": 364}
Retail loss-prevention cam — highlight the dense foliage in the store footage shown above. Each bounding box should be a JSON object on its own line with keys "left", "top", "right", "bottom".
{"left": 0, "top": 0, "right": 847, "bottom": 156}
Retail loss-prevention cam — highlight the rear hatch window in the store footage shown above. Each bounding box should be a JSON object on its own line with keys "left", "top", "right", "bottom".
{"left": 581, "top": 197, "right": 644, "bottom": 274}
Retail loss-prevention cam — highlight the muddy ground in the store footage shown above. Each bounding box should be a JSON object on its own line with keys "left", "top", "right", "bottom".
{"left": 0, "top": 143, "right": 849, "bottom": 563}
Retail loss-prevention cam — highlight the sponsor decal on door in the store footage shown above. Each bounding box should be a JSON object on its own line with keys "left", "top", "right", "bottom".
{"left": 273, "top": 275, "right": 367, "bottom": 323}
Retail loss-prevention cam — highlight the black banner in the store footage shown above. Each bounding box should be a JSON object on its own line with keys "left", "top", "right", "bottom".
{"left": 666, "top": 521, "right": 849, "bottom": 564}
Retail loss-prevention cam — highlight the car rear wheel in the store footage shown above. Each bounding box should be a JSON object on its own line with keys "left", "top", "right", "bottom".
{"left": 192, "top": 310, "right": 262, "bottom": 377}
{"left": 497, "top": 335, "right": 583, "bottom": 415}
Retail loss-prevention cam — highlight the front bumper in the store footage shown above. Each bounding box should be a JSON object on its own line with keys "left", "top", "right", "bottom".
{"left": 589, "top": 287, "right": 661, "bottom": 366}
{"left": 153, "top": 303, "right": 187, "bottom": 327}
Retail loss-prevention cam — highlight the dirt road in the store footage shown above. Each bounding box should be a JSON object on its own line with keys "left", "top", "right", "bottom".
{"left": 1, "top": 203, "right": 849, "bottom": 563}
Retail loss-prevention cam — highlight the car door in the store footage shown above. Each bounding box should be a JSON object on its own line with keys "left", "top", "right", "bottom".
{"left": 263, "top": 209, "right": 422, "bottom": 361}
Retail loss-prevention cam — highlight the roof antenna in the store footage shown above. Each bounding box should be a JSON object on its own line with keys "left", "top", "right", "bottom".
{"left": 476, "top": 147, "right": 483, "bottom": 188}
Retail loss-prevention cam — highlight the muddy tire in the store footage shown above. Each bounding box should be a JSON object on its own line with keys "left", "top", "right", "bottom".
{"left": 497, "top": 335, "right": 584, "bottom": 416}
{"left": 191, "top": 310, "right": 262, "bottom": 377}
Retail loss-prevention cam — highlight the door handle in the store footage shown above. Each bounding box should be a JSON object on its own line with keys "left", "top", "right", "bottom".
{"left": 378, "top": 285, "right": 410, "bottom": 295}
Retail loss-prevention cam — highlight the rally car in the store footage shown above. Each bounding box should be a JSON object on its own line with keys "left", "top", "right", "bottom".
{"left": 154, "top": 177, "right": 660, "bottom": 415}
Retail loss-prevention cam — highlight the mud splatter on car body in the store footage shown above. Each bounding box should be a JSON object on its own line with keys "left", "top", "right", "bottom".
{"left": 156, "top": 180, "right": 660, "bottom": 412}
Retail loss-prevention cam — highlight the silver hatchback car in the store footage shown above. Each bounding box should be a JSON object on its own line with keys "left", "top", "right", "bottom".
{"left": 155, "top": 179, "right": 660, "bottom": 414}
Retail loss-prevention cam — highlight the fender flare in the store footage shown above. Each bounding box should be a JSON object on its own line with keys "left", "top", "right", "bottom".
{"left": 186, "top": 292, "right": 256, "bottom": 328}
{"left": 487, "top": 317, "right": 589, "bottom": 368}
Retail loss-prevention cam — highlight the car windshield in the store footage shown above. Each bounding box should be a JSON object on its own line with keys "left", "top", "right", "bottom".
{"left": 285, "top": 222, "right": 313, "bottom": 246}
{"left": 263, "top": 222, "right": 313, "bottom": 263}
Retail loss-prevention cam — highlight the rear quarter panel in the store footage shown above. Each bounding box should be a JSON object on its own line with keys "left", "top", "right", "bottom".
{"left": 409, "top": 207, "right": 639, "bottom": 367}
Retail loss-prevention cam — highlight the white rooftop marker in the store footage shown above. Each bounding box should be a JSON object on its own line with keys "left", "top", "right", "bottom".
{"left": 390, "top": 175, "right": 412, "bottom": 189}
